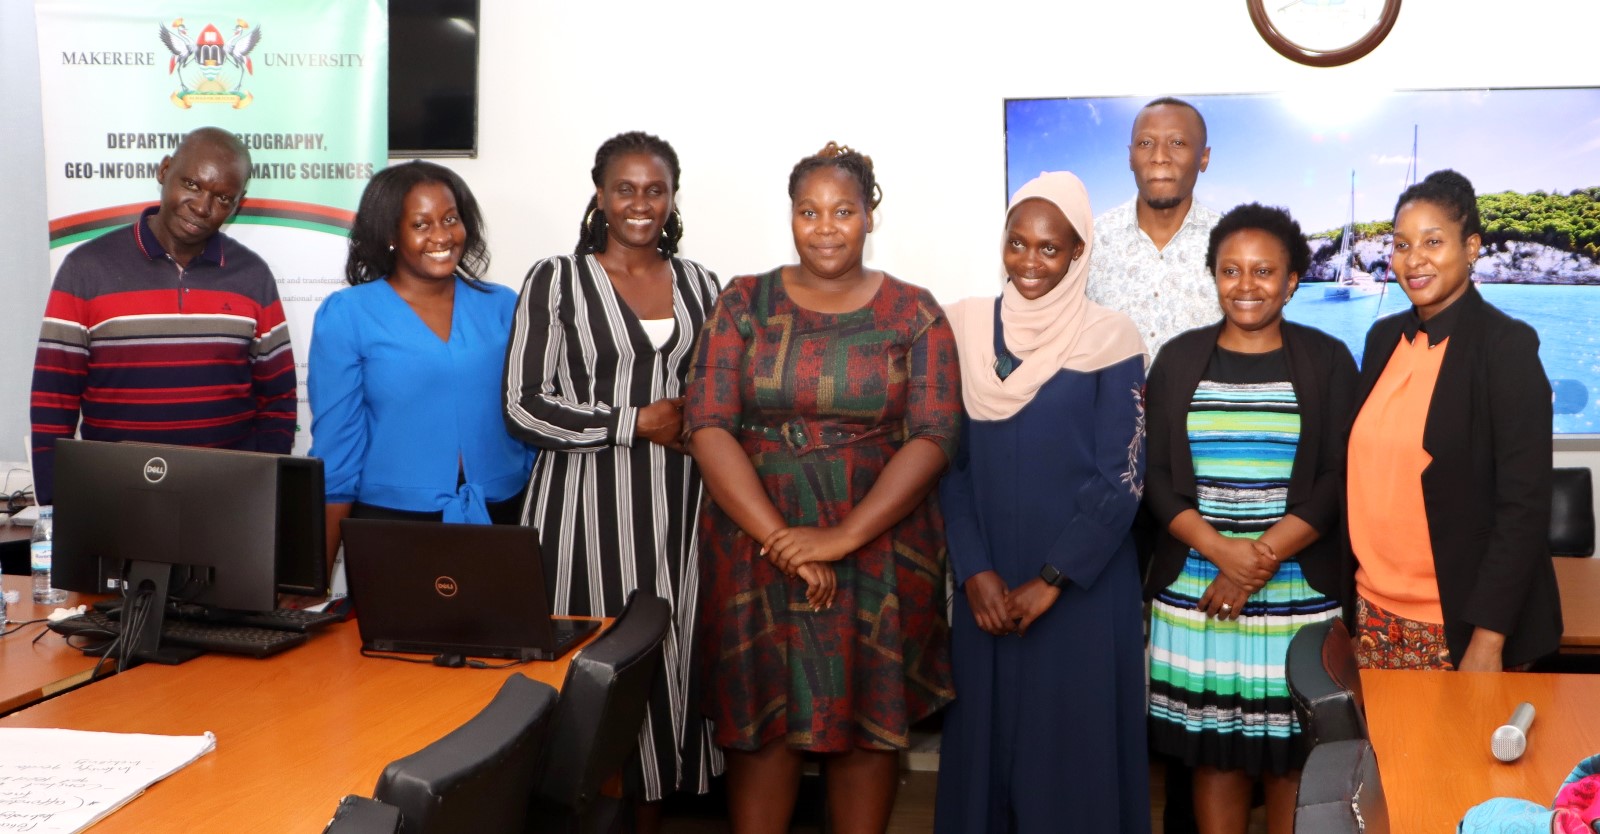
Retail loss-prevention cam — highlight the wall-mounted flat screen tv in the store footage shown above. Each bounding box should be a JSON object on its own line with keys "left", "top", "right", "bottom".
{"left": 389, "top": 0, "right": 477, "bottom": 157}
{"left": 1007, "top": 88, "right": 1600, "bottom": 434}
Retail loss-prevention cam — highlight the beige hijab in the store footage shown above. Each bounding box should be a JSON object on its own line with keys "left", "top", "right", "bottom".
{"left": 946, "top": 171, "right": 1147, "bottom": 421}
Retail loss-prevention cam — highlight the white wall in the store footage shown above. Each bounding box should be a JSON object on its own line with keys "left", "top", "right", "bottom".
{"left": 6, "top": 0, "right": 1600, "bottom": 476}
{"left": 444, "top": 1, "right": 1600, "bottom": 304}
{"left": 0, "top": 0, "right": 50, "bottom": 466}
{"left": 441, "top": 0, "right": 1600, "bottom": 497}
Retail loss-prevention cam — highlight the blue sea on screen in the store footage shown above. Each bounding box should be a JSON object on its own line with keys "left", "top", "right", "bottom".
{"left": 1286, "top": 283, "right": 1600, "bottom": 435}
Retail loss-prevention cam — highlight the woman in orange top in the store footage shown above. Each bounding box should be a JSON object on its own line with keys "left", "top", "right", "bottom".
{"left": 1346, "top": 170, "right": 1561, "bottom": 671}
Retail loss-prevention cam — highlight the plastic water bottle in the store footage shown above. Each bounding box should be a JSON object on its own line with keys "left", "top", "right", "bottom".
{"left": 31, "top": 506, "right": 65, "bottom": 605}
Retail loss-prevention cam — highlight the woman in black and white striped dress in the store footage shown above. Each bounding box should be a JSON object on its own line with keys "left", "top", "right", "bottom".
{"left": 504, "top": 132, "right": 722, "bottom": 829}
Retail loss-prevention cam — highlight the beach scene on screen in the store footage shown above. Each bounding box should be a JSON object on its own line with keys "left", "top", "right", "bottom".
{"left": 1007, "top": 88, "right": 1600, "bottom": 433}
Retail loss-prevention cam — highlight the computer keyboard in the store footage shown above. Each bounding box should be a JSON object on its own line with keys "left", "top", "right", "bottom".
{"left": 161, "top": 619, "right": 307, "bottom": 657}
{"left": 93, "top": 599, "right": 343, "bottom": 633}
{"left": 218, "top": 606, "right": 344, "bottom": 632}
{"left": 53, "top": 609, "right": 306, "bottom": 658}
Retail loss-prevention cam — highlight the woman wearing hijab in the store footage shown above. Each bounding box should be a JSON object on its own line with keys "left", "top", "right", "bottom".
{"left": 934, "top": 171, "right": 1150, "bottom": 834}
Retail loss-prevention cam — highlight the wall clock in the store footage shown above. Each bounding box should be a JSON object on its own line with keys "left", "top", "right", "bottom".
{"left": 1247, "top": 0, "right": 1402, "bottom": 67}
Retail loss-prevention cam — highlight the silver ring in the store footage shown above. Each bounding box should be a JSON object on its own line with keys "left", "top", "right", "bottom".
{"left": 1219, "top": 603, "right": 1232, "bottom": 613}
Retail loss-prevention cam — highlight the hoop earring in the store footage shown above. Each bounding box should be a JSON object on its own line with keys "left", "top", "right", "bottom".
{"left": 586, "top": 207, "right": 611, "bottom": 240}
{"left": 582, "top": 207, "right": 610, "bottom": 255}
{"left": 663, "top": 209, "right": 683, "bottom": 239}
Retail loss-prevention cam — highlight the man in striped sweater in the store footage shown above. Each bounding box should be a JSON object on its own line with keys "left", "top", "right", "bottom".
{"left": 30, "top": 126, "right": 297, "bottom": 504}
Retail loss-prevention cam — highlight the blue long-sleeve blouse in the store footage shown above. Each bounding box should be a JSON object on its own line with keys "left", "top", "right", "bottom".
{"left": 308, "top": 276, "right": 535, "bottom": 522}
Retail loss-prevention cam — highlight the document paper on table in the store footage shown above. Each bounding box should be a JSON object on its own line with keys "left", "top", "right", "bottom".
{"left": 0, "top": 728, "right": 216, "bottom": 832}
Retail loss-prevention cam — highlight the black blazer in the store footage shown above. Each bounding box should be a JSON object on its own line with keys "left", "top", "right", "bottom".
{"left": 1349, "top": 285, "right": 1561, "bottom": 668}
{"left": 1144, "top": 320, "right": 1357, "bottom": 600}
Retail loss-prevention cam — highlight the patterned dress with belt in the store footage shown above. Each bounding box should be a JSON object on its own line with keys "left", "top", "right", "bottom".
{"left": 685, "top": 269, "right": 960, "bottom": 752}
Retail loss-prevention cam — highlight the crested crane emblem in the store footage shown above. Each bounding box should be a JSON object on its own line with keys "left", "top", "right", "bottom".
{"left": 158, "top": 19, "right": 194, "bottom": 82}
{"left": 159, "top": 17, "right": 260, "bottom": 109}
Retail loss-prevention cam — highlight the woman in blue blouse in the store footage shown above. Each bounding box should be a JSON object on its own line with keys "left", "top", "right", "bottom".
{"left": 310, "top": 161, "right": 534, "bottom": 566}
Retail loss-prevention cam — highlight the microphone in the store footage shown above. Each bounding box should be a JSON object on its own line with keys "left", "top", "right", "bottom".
{"left": 1490, "top": 702, "right": 1536, "bottom": 762}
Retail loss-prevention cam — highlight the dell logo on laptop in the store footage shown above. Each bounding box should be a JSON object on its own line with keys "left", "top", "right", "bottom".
{"left": 434, "top": 576, "right": 459, "bottom": 597}
{"left": 143, "top": 457, "right": 168, "bottom": 483}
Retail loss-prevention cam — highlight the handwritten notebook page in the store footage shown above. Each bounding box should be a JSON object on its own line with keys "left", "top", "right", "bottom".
{"left": 0, "top": 728, "right": 215, "bottom": 833}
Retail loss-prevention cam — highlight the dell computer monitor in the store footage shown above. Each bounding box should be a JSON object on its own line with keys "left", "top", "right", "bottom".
{"left": 52, "top": 440, "right": 327, "bottom": 648}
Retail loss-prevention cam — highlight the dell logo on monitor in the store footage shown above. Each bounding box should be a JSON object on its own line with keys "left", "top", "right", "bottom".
{"left": 143, "top": 457, "right": 168, "bottom": 483}
{"left": 434, "top": 576, "right": 458, "bottom": 598}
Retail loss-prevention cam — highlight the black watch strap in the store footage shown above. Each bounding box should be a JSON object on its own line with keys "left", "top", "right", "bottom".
{"left": 1039, "top": 564, "right": 1067, "bottom": 589}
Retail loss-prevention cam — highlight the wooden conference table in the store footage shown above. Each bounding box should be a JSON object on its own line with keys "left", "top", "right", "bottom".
{"left": 0, "top": 615, "right": 605, "bottom": 832}
{"left": 1554, "top": 557, "right": 1600, "bottom": 653}
{"left": 0, "top": 574, "right": 110, "bottom": 715}
{"left": 1363, "top": 669, "right": 1600, "bottom": 831}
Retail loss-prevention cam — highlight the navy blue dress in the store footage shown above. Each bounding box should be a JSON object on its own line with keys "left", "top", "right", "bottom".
{"left": 935, "top": 306, "right": 1150, "bottom": 834}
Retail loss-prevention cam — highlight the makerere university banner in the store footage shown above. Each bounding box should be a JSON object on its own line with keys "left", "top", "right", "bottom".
{"left": 34, "top": 0, "right": 388, "bottom": 453}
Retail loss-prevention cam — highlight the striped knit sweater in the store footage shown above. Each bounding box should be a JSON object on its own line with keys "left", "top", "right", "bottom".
{"left": 30, "top": 208, "right": 297, "bottom": 503}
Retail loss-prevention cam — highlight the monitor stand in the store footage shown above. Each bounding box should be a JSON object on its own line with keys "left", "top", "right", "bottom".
{"left": 122, "top": 560, "right": 204, "bottom": 665}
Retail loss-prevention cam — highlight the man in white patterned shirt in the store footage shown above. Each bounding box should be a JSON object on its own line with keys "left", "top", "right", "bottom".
{"left": 1087, "top": 97, "right": 1221, "bottom": 355}
{"left": 1089, "top": 97, "right": 1217, "bottom": 834}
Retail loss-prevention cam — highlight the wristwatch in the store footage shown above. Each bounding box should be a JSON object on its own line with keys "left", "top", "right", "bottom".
{"left": 1039, "top": 564, "right": 1068, "bottom": 589}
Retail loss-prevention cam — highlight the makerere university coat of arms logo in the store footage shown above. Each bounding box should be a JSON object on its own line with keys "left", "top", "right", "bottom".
{"left": 159, "top": 18, "right": 261, "bottom": 109}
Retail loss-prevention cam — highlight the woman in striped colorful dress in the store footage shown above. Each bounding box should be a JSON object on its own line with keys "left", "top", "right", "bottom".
{"left": 503, "top": 132, "right": 721, "bottom": 832}
{"left": 1143, "top": 204, "right": 1356, "bottom": 834}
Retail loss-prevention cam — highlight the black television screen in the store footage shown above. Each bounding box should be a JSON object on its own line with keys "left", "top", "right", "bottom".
{"left": 389, "top": 0, "right": 478, "bottom": 157}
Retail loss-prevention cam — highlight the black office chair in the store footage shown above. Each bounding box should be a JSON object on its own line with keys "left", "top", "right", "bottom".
{"left": 1286, "top": 617, "right": 1367, "bottom": 748}
{"left": 529, "top": 591, "right": 671, "bottom": 834}
{"left": 321, "top": 795, "right": 403, "bottom": 834}
{"left": 370, "top": 671, "right": 559, "bottom": 834}
{"left": 1551, "top": 466, "right": 1595, "bottom": 557}
{"left": 1294, "top": 738, "right": 1388, "bottom": 834}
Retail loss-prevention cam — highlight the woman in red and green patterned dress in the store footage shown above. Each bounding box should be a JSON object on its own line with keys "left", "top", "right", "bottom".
{"left": 685, "top": 142, "right": 960, "bottom": 834}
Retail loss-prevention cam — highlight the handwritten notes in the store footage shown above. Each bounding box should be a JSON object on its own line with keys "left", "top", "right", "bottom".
{"left": 0, "top": 729, "right": 214, "bottom": 833}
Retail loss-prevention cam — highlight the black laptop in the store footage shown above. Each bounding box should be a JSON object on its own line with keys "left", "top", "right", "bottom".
{"left": 341, "top": 519, "right": 600, "bottom": 661}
